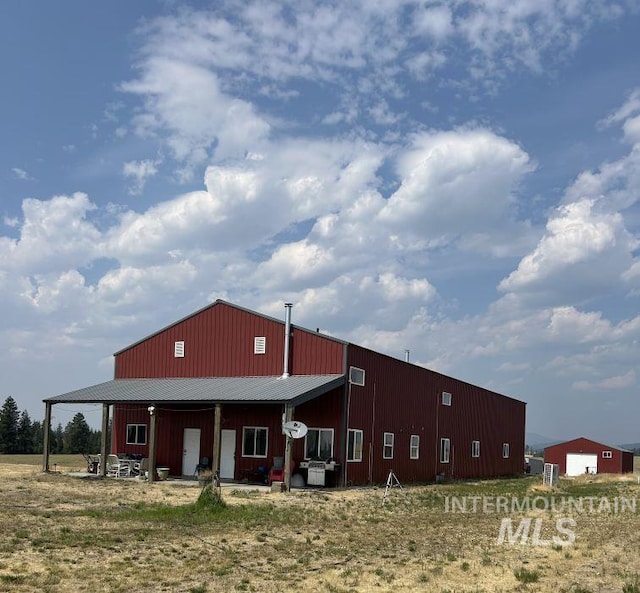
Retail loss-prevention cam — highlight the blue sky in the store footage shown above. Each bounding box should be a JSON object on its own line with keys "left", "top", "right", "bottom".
{"left": 2, "top": 1, "right": 640, "bottom": 444}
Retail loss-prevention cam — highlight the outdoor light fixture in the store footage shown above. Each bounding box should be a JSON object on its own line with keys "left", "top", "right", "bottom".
{"left": 148, "top": 405, "right": 156, "bottom": 416}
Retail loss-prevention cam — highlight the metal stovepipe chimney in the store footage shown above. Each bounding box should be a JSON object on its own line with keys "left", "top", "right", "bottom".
{"left": 282, "top": 303, "right": 293, "bottom": 378}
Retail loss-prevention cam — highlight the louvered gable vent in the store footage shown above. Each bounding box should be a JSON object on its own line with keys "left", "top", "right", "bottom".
{"left": 254, "top": 336, "right": 266, "bottom": 354}
{"left": 174, "top": 341, "right": 185, "bottom": 358}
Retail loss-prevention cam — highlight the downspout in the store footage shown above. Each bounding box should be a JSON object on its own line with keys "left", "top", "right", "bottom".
{"left": 282, "top": 303, "right": 292, "bottom": 377}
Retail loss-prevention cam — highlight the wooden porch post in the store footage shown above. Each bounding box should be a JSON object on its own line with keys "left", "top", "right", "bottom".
{"left": 42, "top": 402, "right": 52, "bottom": 472}
{"left": 148, "top": 407, "right": 157, "bottom": 483}
{"left": 283, "top": 403, "right": 294, "bottom": 491}
{"left": 212, "top": 404, "right": 222, "bottom": 479}
{"left": 99, "top": 404, "right": 109, "bottom": 477}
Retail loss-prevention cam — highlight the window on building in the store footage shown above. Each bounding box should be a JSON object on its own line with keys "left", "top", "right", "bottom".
{"left": 174, "top": 341, "right": 185, "bottom": 358}
{"left": 502, "top": 443, "right": 510, "bottom": 458}
{"left": 254, "top": 336, "right": 266, "bottom": 354}
{"left": 126, "top": 424, "right": 147, "bottom": 445}
{"left": 472, "top": 440, "right": 480, "bottom": 458}
{"left": 410, "top": 435, "right": 420, "bottom": 459}
{"left": 349, "top": 366, "right": 365, "bottom": 386}
{"left": 383, "top": 432, "right": 394, "bottom": 459}
{"left": 602, "top": 450, "right": 613, "bottom": 459}
{"left": 347, "top": 429, "right": 363, "bottom": 462}
{"left": 305, "top": 428, "right": 334, "bottom": 460}
{"left": 440, "top": 438, "right": 450, "bottom": 463}
{"left": 242, "top": 427, "right": 268, "bottom": 458}
{"left": 441, "top": 391, "right": 452, "bottom": 406}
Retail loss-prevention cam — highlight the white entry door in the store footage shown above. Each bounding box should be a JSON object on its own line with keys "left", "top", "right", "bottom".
{"left": 220, "top": 429, "right": 236, "bottom": 480}
{"left": 566, "top": 453, "right": 598, "bottom": 476}
{"left": 182, "top": 428, "right": 201, "bottom": 477}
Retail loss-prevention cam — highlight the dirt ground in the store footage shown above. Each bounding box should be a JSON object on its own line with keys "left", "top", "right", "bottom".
{"left": 1, "top": 459, "right": 639, "bottom": 592}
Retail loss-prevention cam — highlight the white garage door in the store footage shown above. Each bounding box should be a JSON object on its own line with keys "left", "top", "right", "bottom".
{"left": 566, "top": 453, "right": 598, "bottom": 476}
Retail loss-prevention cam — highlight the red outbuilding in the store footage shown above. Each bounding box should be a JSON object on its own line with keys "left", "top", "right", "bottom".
{"left": 544, "top": 437, "right": 634, "bottom": 476}
{"left": 43, "top": 300, "right": 526, "bottom": 486}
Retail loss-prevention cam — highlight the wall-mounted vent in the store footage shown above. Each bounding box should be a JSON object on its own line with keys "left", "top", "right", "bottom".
{"left": 254, "top": 336, "right": 266, "bottom": 355}
{"left": 174, "top": 341, "right": 185, "bottom": 358}
{"left": 349, "top": 366, "right": 365, "bottom": 386}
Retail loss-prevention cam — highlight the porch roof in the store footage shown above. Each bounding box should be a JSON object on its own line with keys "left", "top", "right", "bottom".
{"left": 44, "top": 374, "right": 345, "bottom": 407}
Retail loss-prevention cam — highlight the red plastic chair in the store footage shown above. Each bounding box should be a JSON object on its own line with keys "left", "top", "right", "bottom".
{"left": 268, "top": 457, "right": 296, "bottom": 484}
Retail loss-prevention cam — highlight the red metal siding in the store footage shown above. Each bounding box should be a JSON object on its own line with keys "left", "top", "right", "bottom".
{"left": 112, "top": 404, "right": 151, "bottom": 457}
{"left": 115, "top": 302, "right": 344, "bottom": 378}
{"left": 111, "top": 302, "right": 526, "bottom": 486}
{"left": 222, "top": 404, "right": 288, "bottom": 479}
{"left": 292, "top": 388, "right": 344, "bottom": 464}
{"left": 290, "top": 328, "right": 345, "bottom": 375}
{"left": 544, "top": 437, "right": 633, "bottom": 475}
{"left": 345, "top": 345, "right": 525, "bottom": 485}
{"left": 622, "top": 451, "right": 635, "bottom": 473}
{"left": 114, "top": 398, "right": 348, "bottom": 480}
{"left": 113, "top": 404, "right": 217, "bottom": 472}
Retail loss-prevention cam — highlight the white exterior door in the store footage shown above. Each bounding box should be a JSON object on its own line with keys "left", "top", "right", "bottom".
{"left": 220, "top": 429, "right": 236, "bottom": 480}
{"left": 182, "top": 428, "right": 201, "bottom": 477}
{"left": 566, "top": 453, "right": 598, "bottom": 476}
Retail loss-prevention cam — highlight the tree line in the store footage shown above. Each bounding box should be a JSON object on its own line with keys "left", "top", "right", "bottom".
{"left": 0, "top": 396, "right": 102, "bottom": 455}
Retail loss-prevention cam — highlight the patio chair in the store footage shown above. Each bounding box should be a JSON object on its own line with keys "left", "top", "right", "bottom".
{"left": 134, "top": 458, "right": 149, "bottom": 479}
{"left": 268, "top": 457, "right": 285, "bottom": 485}
{"left": 106, "top": 454, "right": 121, "bottom": 477}
{"left": 195, "top": 456, "right": 211, "bottom": 477}
{"left": 116, "top": 459, "right": 132, "bottom": 478}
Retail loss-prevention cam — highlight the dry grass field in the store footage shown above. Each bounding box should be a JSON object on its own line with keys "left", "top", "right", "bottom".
{"left": 1, "top": 455, "right": 640, "bottom": 592}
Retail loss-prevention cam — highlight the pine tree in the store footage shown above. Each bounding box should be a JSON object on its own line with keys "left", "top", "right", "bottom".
{"left": 31, "top": 420, "right": 43, "bottom": 455}
{"left": 0, "top": 397, "right": 20, "bottom": 454}
{"left": 52, "top": 423, "right": 64, "bottom": 454}
{"left": 16, "top": 411, "right": 33, "bottom": 454}
{"left": 65, "top": 413, "right": 91, "bottom": 454}
{"left": 88, "top": 429, "right": 102, "bottom": 454}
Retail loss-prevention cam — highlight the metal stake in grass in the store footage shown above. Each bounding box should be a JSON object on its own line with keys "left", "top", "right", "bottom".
{"left": 382, "top": 469, "right": 402, "bottom": 506}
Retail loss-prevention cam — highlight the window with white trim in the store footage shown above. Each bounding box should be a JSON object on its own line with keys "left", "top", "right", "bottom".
{"left": 305, "top": 428, "right": 334, "bottom": 460}
{"left": 254, "top": 336, "right": 266, "bottom": 354}
{"left": 349, "top": 366, "right": 365, "bottom": 386}
{"left": 472, "top": 440, "right": 480, "bottom": 458}
{"left": 441, "top": 391, "right": 452, "bottom": 406}
{"left": 502, "top": 443, "right": 510, "bottom": 458}
{"left": 242, "top": 427, "right": 268, "bottom": 458}
{"left": 383, "top": 432, "right": 394, "bottom": 459}
{"left": 126, "top": 424, "right": 147, "bottom": 445}
{"left": 347, "top": 429, "right": 363, "bottom": 462}
{"left": 602, "top": 450, "right": 612, "bottom": 459}
{"left": 410, "top": 435, "right": 420, "bottom": 459}
{"left": 174, "top": 341, "right": 185, "bottom": 358}
{"left": 440, "top": 438, "right": 450, "bottom": 463}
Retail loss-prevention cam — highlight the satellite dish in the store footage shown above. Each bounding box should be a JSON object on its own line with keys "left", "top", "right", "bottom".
{"left": 282, "top": 420, "right": 308, "bottom": 439}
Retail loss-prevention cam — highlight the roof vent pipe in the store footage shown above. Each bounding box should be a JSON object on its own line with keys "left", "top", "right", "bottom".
{"left": 405, "top": 349, "right": 410, "bottom": 363}
{"left": 283, "top": 303, "right": 293, "bottom": 378}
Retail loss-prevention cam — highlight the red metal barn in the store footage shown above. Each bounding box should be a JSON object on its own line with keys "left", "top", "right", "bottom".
{"left": 43, "top": 300, "right": 526, "bottom": 486}
{"left": 544, "top": 437, "right": 634, "bottom": 476}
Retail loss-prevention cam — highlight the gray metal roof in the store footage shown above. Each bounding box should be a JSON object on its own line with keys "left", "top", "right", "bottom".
{"left": 44, "top": 374, "right": 345, "bottom": 406}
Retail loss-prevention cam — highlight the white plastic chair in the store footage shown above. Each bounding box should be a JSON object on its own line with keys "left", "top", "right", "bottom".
{"left": 117, "top": 459, "right": 132, "bottom": 478}
{"left": 106, "top": 454, "right": 121, "bottom": 477}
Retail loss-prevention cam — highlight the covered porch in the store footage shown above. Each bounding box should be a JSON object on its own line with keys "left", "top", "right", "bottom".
{"left": 42, "top": 374, "right": 346, "bottom": 489}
